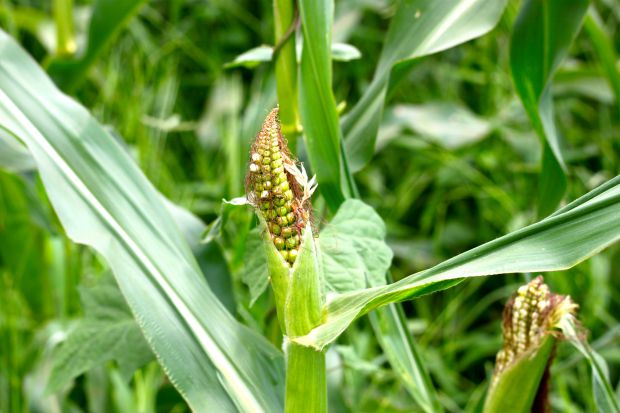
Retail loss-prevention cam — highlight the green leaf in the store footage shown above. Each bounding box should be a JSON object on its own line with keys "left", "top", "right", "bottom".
{"left": 0, "top": 129, "right": 35, "bottom": 172}
{"left": 286, "top": 224, "right": 323, "bottom": 337}
{"left": 241, "top": 226, "right": 269, "bottom": 306}
{"left": 224, "top": 43, "right": 361, "bottom": 69}
{"left": 46, "top": 0, "right": 147, "bottom": 90}
{"left": 224, "top": 45, "right": 274, "bottom": 69}
{"left": 342, "top": 0, "right": 508, "bottom": 172}
{"left": 330, "top": 43, "right": 361, "bottom": 62}
{"left": 558, "top": 316, "right": 620, "bottom": 413}
{"left": 48, "top": 275, "right": 154, "bottom": 392}
{"left": 319, "top": 199, "right": 393, "bottom": 292}
{"left": 510, "top": 0, "right": 589, "bottom": 217}
{"left": 298, "top": 0, "right": 346, "bottom": 211}
{"left": 483, "top": 336, "right": 556, "bottom": 413}
{"left": 284, "top": 225, "right": 326, "bottom": 413}
{"left": 0, "top": 30, "right": 284, "bottom": 412}
{"left": 294, "top": 176, "right": 620, "bottom": 350}
{"left": 368, "top": 304, "right": 442, "bottom": 413}
{"left": 391, "top": 103, "right": 492, "bottom": 149}
{"left": 165, "top": 199, "right": 237, "bottom": 315}
{"left": 583, "top": 8, "right": 620, "bottom": 119}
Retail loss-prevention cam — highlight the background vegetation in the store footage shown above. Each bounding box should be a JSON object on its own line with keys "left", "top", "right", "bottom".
{"left": 1, "top": 0, "right": 619, "bottom": 412}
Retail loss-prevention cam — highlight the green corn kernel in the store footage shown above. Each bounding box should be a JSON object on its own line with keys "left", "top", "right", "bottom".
{"left": 271, "top": 223, "right": 281, "bottom": 235}
{"left": 285, "top": 237, "right": 297, "bottom": 249}
{"left": 282, "top": 227, "right": 293, "bottom": 239}
{"left": 277, "top": 216, "right": 288, "bottom": 227}
{"left": 279, "top": 249, "right": 289, "bottom": 261}
{"left": 277, "top": 206, "right": 287, "bottom": 216}
{"left": 288, "top": 249, "right": 298, "bottom": 263}
{"left": 286, "top": 212, "right": 295, "bottom": 224}
{"left": 274, "top": 237, "right": 285, "bottom": 250}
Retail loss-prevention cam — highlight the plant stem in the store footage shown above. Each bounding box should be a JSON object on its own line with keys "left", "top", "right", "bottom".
{"left": 285, "top": 343, "right": 326, "bottom": 413}
{"left": 53, "top": 0, "right": 76, "bottom": 56}
{"left": 273, "top": 0, "right": 300, "bottom": 147}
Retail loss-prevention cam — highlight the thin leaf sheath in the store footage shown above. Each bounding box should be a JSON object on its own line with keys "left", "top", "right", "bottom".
{"left": 246, "top": 108, "right": 313, "bottom": 265}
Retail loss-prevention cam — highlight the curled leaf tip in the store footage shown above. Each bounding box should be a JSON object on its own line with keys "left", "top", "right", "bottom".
{"left": 246, "top": 108, "right": 315, "bottom": 265}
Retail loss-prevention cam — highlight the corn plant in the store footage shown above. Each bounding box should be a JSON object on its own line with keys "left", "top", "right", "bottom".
{"left": 1, "top": 0, "right": 620, "bottom": 412}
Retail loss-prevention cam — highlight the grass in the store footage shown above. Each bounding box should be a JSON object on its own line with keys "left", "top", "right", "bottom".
{"left": 1, "top": 0, "right": 620, "bottom": 412}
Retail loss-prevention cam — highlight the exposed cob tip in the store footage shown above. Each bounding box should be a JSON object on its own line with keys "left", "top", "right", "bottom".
{"left": 492, "top": 276, "right": 577, "bottom": 382}
{"left": 246, "top": 108, "right": 316, "bottom": 266}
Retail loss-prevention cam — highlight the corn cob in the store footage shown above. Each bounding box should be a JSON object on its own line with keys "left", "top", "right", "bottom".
{"left": 493, "top": 276, "right": 577, "bottom": 382}
{"left": 246, "top": 108, "right": 315, "bottom": 265}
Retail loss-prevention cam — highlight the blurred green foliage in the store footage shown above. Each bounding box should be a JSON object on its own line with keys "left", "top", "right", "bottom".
{"left": 1, "top": 0, "right": 620, "bottom": 412}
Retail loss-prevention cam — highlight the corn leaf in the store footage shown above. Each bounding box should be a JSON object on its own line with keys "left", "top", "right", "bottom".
{"left": 342, "top": 0, "right": 508, "bottom": 172}
{"left": 510, "top": 0, "right": 589, "bottom": 217}
{"left": 0, "top": 129, "right": 34, "bottom": 172}
{"left": 294, "top": 176, "right": 620, "bottom": 349}
{"left": 298, "top": 0, "right": 346, "bottom": 210}
{"left": 0, "top": 30, "right": 284, "bottom": 413}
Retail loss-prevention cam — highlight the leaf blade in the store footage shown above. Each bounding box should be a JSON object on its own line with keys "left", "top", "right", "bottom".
{"left": 342, "top": 0, "right": 508, "bottom": 171}
{"left": 0, "top": 30, "right": 284, "bottom": 412}
{"left": 510, "top": 0, "right": 589, "bottom": 216}
{"left": 295, "top": 177, "right": 620, "bottom": 349}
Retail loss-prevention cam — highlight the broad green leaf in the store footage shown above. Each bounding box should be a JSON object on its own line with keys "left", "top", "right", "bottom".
{"left": 241, "top": 226, "right": 269, "bottom": 306}
{"left": 48, "top": 274, "right": 154, "bottom": 392}
{"left": 294, "top": 176, "right": 620, "bottom": 349}
{"left": 0, "top": 136, "right": 238, "bottom": 314}
{"left": 165, "top": 199, "right": 237, "bottom": 315}
{"left": 342, "top": 0, "right": 508, "bottom": 172}
{"left": 319, "top": 199, "right": 393, "bottom": 292}
{"left": 298, "top": 0, "right": 346, "bottom": 211}
{"left": 558, "top": 316, "right": 620, "bottom": 413}
{"left": 391, "top": 103, "right": 492, "bottom": 149}
{"left": 0, "top": 30, "right": 284, "bottom": 412}
{"left": 510, "top": 0, "right": 589, "bottom": 217}
{"left": 0, "top": 129, "right": 35, "bottom": 172}
{"left": 483, "top": 336, "right": 556, "bottom": 413}
{"left": 46, "top": 0, "right": 147, "bottom": 90}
